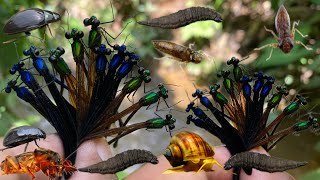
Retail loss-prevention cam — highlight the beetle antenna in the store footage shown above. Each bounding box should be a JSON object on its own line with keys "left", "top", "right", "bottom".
{"left": 14, "top": 42, "right": 20, "bottom": 60}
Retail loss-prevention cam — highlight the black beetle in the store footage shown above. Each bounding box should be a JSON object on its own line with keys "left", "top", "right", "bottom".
{"left": 3, "top": 8, "right": 60, "bottom": 35}
{"left": 1, "top": 126, "right": 46, "bottom": 151}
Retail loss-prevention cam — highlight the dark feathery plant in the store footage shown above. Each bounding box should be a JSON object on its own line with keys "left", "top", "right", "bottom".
{"left": 4, "top": 15, "right": 179, "bottom": 176}
{"left": 185, "top": 57, "right": 319, "bottom": 179}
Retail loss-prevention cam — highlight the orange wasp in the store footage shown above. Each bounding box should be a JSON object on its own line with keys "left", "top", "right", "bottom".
{"left": 1, "top": 148, "right": 77, "bottom": 180}
{"left": 254, "top": 5, "right": 312, "bottom": 60}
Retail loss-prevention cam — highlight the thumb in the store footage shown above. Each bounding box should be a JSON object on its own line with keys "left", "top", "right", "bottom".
{"left": 71, "top": 138, "right": 117, "bottom": 180}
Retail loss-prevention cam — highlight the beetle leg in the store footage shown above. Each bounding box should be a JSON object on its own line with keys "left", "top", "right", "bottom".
{"left": 254, "top": 43, "right": 278, "bottom": 51}
{"left": 292, "top": 21, "right": 309, "bottom": 39}
{"left": 24, "top": 142, "right": 29, "bottom": 152}
{"left": 34, "top": 140, "right": 40, "bottom": 148}
{"left": 266, "top": 47, "right": 274, "bottom": 61}
{"left": 294, "top": 41, "right": 313, "bottom": 51}
{"left": 254, "top": 43, "right": 278, "bottom": 61}
{"left": 264, "top": 26, "right": 279, "bottom": 41}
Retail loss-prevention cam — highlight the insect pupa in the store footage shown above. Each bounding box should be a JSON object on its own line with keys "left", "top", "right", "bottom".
{"left": 152, "top": 40, "right": 205, "bottom": 64}
{"left": 224, "top": 152, "right": 307, "bottom": 173}
{"left": 78, "top": 149, "right": 158, "bottom": 174}
{"left": 138, "top": 7, "right": 222, "bottom": 29}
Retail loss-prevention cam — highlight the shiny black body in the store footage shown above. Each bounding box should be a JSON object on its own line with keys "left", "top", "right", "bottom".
{"left": 3, "top": 126, "right": 46, "bottom": 148}
{"left": 3, "top": 8, "right": 60, "bottom": 35}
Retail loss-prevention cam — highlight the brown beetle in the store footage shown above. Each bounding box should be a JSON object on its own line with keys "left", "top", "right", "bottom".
{"left": 254, "top": 5, "right": 312, "bottom": 60}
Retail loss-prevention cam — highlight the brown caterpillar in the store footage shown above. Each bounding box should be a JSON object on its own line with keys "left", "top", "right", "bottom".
{"left": 138, "top": 7, "right": 222, "bottom": 29}
{"left": 224, "top": 152, "right": 307, "bottom": 173}
{"left": 78, "top": 149, "right": 158, "bottom": 174}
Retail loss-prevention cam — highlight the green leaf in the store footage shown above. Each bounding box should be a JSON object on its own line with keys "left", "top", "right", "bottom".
{"left": 300, "top": 168, "right": 320, "bottom": 180}
{"left": 116, "top": 171, "right": 128, "bottom": 180}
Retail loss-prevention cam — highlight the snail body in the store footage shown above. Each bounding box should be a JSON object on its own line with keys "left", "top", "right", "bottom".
{"left": 163, "top": 131, "right": 223, "bottom": 174}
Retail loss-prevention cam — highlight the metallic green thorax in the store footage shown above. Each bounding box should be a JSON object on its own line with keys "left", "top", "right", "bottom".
{"left": 268, "top": 94, "right": 282, "bottom": 108}
{"left": 54, "top": 58, "right": 71, "bottom": 76}
{"left": 122, "top": 69, "right": 151, "bottom": 94}
{"left": 294, "top": 121, "right": 309, "bottom": 131}
{"left": 209, "top": 84, "right": 229, "bottom": 105}
{"left": 140, "top": 85, "right": 168, "bottom": 106}
{"left": 215, "top": 92, "right": 228, "bottom": 105}
{"left": 233, "top": 66, "right": 243, "bottom": 82}
{"left": 283, "top": 102, "right": 299, "bottom": 115}
{"left": 72, "top": 41, "right": 84, "bottom": 63}
{"left": 227, "top": 57, "right": 243, "bottom": 82}
{"left": 123, "top": 78, "right": 143, "bottom": 94}
{"left": 88, "top": 29, "right": 102, "bottom": 48}
{"left": 146, "top": 118, "right": 175, "bottom": 129}
{"left": 223, "top": 78, "right": 234, "bottom": 94}
{"left": 140, "top": 92, "right": 159, "bottom": 106}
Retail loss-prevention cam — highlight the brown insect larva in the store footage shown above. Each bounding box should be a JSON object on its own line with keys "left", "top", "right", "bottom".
{"left": 78, "top": 149, "right": 158, "bottom": 174}
{"left": 138, "top": 7, "right": 222, "bottom": 29}
{"left": 152, "top": 40, "right": 204, "bottom": 64}
{"left": 224, "top": 152, "right": 307, "bottom": 173}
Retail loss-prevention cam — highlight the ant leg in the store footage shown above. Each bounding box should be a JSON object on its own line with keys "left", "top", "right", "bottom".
{"left": 294, "top": 41, "right": 313, "bottom": 51}
{"left": 264, "top": 26, "right": 279, "bottom": 40}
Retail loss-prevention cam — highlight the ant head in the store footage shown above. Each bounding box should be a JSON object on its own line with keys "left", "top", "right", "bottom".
{"left": 254, "top": 72, "right": 264, "bottom": 79}
{"left": 76, "top": 30, "right": 84, "bottom": 39}
{"left": 57, "top": 46, "right": 65, "bottom": 55}
{"left": 144, "top": 76, "right": 151, "bottom": 83}
{"left": 265, "top": 76, "right": 275, "bottom": 84}
{"left": 279, "top": 37, "right": 294, "bottom": 53}
{"left": 118, "top": 44, "right": 126, "bottom": 52}
{"left": 166, "top": 114, "right": 173, "bottom": 120}
{"left": 296, "top": 94, "right": 307, "bottom": 105}
{"left": 227, "top": 57, "right": 239, "bottom": 65}
{"left": 186, "top": 115, "right": 193, "bottom": 124}
{"left": 138, "top": 67, "right": 145, "bottom": 74}
{"left": 65, "top": 31, "right": 72, "bottom": 39}
{"left": 84, "top": 16, "right": 100, "bottom": 27}
{"left": 218, "top": 70, "right": 230, "bottom": 78}
{"left": 140, "top": 68, "right": 151, "bottom": 83}
{"left": 186, "top": 102, "right": 195, "bottom": 112}
{"left": 23, "top": 46, "right": 39, "bottom": 57}
{"left": 276, "top": 86, "right": 289, "bottom": 96}
{"left": 4, "top": 80, "right": 16, "bottom": 93}
{"left": 49, "top": 55, "right": 57, "bottom": 63}
{"left": 192, "top": 89, "right": 201, "bottom": 98}
{"left": 240, "top": 75, "right": 252, "bottom": 83}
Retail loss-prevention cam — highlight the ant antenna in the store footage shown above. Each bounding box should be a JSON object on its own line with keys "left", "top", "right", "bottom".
{"left": 100, "top": 0, "right": 115, "bottom": 24}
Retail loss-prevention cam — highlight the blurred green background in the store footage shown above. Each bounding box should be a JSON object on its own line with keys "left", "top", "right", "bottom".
{"left": 0, "top": 0, "right": 319, "bottom": 179}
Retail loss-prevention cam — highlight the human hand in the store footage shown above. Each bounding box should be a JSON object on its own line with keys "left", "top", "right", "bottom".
{"left": 127, "top": 146, "right": 295, "bottom": 180}
{"left": 0, "top": 134, "right": 117, "bottom": 180}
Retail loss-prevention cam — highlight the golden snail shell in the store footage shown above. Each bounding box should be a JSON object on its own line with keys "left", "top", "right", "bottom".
{"left": 164, "top": 131, "right": 214, "bottom": 167}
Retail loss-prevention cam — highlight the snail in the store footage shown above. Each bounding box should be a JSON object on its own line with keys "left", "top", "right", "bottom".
{"left": 163, "top": 131, "right": 223, "bottom": 174}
